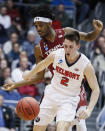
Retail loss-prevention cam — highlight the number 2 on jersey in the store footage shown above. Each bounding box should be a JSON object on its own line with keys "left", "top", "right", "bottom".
{"left": 60, "top": 77, "right": 69, "bottom": 86}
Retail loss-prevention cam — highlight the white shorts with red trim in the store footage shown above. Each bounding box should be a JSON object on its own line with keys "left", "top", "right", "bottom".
{"left": 34, "top": 85, "right": 80, "bottom": 126}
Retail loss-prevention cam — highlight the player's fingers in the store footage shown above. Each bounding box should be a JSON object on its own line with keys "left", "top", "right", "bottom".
{"left": 3, "top": 84, "right": 8, "bottom": 87}
{"left": 70, "top": 118, "right": 80, "bottom": 126}
{"left": 78, "top": 111, "right": 84, "bottom": 119}
{"left": 93, "top": 19, "right": 95, "bottom": 23}
{"left": 2, "top": 85, "right": 14, "bottom": 91}
{"left": 93, "top": 20, "right": 96, "bottom": 27}
{"left": 94, "top": 20, "right": 103, "bottom": 28}
{"left": 96, "top": 20, "right": 102, "bottom": 26}
{"left": 83, "top": 115, "right": 88, "bottom": 119}
{"left": 93, "top": 19, "right": 100, "bottom": 24}
{"left": 79, "top": 111, "right": 87, "bottom": 119}
{"left": 1, "top": 87, "right": 8, "bottom": 91}
{"left": 81, "top": 113, "right": 88, "bottom": 119}
{"left": 93, "top": 19, "right": 100, "bottom": 25}
{"left": 3, "top": 84, "right": 10, "bottom": 89}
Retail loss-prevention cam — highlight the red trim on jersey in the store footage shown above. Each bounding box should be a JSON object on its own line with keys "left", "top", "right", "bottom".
{"left": 78, "top": 77, "right": 87, "bottom": 109}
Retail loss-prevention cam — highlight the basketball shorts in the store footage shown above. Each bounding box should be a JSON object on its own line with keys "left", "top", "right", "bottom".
{"left": 34, "top": 85, "right": 80, "bottom": 126}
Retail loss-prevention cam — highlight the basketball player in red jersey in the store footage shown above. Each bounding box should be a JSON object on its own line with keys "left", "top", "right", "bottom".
{"left": 3, "top": 5, "right": 103, "bottom": 131}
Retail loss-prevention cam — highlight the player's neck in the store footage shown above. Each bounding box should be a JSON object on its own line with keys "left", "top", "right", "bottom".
{"left": 20, "top": 67, "right": 26, "bottom": 72}
{"left": 66, "top": 52, "right": 80, "bottom": 64}
{"left": 45, "top": 28, "right": 55, "bottom": 42}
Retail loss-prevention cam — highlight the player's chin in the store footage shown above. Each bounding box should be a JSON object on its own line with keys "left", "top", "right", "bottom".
{"left": 38, "top": 32, "right": 44, "bottom": 37}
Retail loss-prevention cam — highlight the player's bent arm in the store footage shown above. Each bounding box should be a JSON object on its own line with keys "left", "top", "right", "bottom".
{"left": 84, "top": 62, "right": 100, "bottom": 113}
{"left": 3, "top": 44, "right": 45, "bottom": 91}
{"left": 33, "top": 44, "right": 45, "bottom": 82}
{"left": 64, "top": 20, "right": 103, "bottom": 42}
{"left": 23, "top": 52, "right": 55, "bottom": 80}
{"left": 15, "top": 44, "right": 45, "bottom": 86}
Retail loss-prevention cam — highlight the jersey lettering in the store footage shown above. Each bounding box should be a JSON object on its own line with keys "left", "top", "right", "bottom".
{"left": 56, "top": 66, "right": 80, "bottom": 80}
{"left": 45, "top": 44, "right": 64, "bottom": 56}
{"left": 60, "top": 77, "right": 69, "bottom": 86}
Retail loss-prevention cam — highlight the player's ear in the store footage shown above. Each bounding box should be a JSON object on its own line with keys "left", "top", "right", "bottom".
{"left": 48, "top": 22, "right": 52, "bottom": 26}
{"left": 77, "top": 43, "right": 80, "bottom": 50}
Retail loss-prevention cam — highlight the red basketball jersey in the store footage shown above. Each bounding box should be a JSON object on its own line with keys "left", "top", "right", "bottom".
{"left": 40, "top": 29, "right": 64, "bottom": 74}
{"left": 39, "top": 29, "right": 87, "bottom": 108}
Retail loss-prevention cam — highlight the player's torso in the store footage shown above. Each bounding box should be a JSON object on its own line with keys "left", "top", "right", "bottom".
{"left": 39, "top": 29, "right": 88, "bottom": 106}
{"left": 39, "top": 29, "right": 64, "bottom": 74}
{"left": 51, "top": 48, "right": 89, "bottom": 96}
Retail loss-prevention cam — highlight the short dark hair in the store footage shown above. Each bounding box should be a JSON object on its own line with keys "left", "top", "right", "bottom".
{"left": 30, "top": 5, "right": 55, "bottom": 20}
{"left": 64, "top": 31, "right": 80, "bottom": 44}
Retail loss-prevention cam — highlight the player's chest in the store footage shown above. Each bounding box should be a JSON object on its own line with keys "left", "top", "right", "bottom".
{"left": 41, "top": 38, "right": 64, "bottom": 58}
{"left": 54, "top": 58, "right": 82, "bottom": 81}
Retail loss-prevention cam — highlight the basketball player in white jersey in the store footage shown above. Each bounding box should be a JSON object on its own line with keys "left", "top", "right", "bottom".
{"left": 23, "top": 31, "right": 100, "bottom": 131}
{"left": 2, "top": 5, "right": 103, "bottom": 131}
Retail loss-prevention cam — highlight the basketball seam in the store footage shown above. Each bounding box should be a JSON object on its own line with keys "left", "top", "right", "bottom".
{"left": 21, "top": 100, "right": 30, "bottom": 120}
{"left": 16, "top": 103, "right": 20, "bottom": 117}
{"left": 25, "top": 99, "right": 36, "bottom": 117}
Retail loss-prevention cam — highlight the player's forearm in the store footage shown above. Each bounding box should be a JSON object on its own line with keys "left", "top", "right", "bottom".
{"left": 29, "top": 56, "right": 53, "bottom": 79}
{"left": 29, "top": 62, "right": 47, "bottom": 79}
{"left": 13, "top": 79, "right": 36, "bottom": 88}
{"left": 87, "top": 87, "right": 100, "bottom": 112}
{"left": 13, "top": 73, "right": 44, "bottom": 89}
{"left": 64, "top": 27, "right": 101, "bottom": 42}
{"left": 80, "top": 29, "right": 101, "bottom": 42}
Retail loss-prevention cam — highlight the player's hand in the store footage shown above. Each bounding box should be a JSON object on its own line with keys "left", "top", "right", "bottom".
{"left": 70, "top": 117, "right": 80, "bottom": 126}
{"left": 10, "top": 128, "right": 16, "bottom": 131}
{"left": 79, "top": 109, "right": 91, "bottom": 119}
{"left": 2, "top": 83, "right": 16, "bottom": 91}
{"left": 93, "top": 19, "right": 103, "bottom": 32}
{"left": 22, "top": 71, "right": 31, "bottom": 81}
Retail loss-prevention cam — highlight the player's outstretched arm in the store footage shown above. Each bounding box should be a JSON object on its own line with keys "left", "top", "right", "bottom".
{"left": 64, "top": 19, "right": 103, "bottom": 42}
{"left": 2, "top": 75, "right": 43, "bottom": 91}
{"left": 2, "top": 45, "right": 45, "bottom": 91}
{"left": 79, "top": 62, "right": 100, "bottom": 120}
{"left": 23, "top": 51, "right": 55, "bottom": 81}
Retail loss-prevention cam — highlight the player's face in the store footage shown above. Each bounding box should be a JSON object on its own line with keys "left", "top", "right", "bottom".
{"left": 34, "top": 21, "right": 50, "bottom": 37}
{"left": 63, "top": 39, "right": 80, "bottom": 58}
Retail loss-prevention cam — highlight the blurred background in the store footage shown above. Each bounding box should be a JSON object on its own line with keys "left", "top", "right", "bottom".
{"left": 0, "top": 0, "right": 105, "bottom": 131}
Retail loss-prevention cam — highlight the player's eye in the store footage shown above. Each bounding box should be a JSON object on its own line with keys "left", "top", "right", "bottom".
{"left": 64, "top": 45, "right": 67, "bottom": 48}
{"left": 38, "top": 24, "right": 43, "bottom": 28}
{"left": 69, "top": 46, "right": 73, "bottom": 49}
{"left": 35, "top": 25, "right": 38, "bottom": 28}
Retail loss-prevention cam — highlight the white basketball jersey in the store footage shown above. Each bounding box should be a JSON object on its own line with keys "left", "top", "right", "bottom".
{"left": 50, "top": 48, "right": 90, "bottom": 96}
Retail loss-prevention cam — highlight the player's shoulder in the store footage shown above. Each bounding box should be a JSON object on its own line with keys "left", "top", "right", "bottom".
{"left": 34, "top": 44, "right": 41, "bottom": 53}
{"left": 54, "top": 48, "right": 64, "bottom": 54}
{"left": 55, "top": 28, "right": 65, "bottom": 35}
{"left": 35, "top": 43, "right": 40, "bottom": 49}
{"left": 12, "top": 68, "right": 20, "bottom": 74}
{"left": 81, "top": 53, "right": 90, "bottom": 63}
{"left": 51, "top": 48, "right": 64, "bottom": 59}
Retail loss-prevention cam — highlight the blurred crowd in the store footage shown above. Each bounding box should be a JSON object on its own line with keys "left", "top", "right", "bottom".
{"left": 0, "top": 0, "right": 105, "bottom": 131}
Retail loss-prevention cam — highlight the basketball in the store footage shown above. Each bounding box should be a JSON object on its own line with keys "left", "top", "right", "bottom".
{"left": 16, "top": 97, "right": 40, "bottom": 121}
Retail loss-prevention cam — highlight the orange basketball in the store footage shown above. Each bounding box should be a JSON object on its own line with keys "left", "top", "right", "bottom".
{"left": 16, "top": 97, "right": 40, "bottom": 120}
